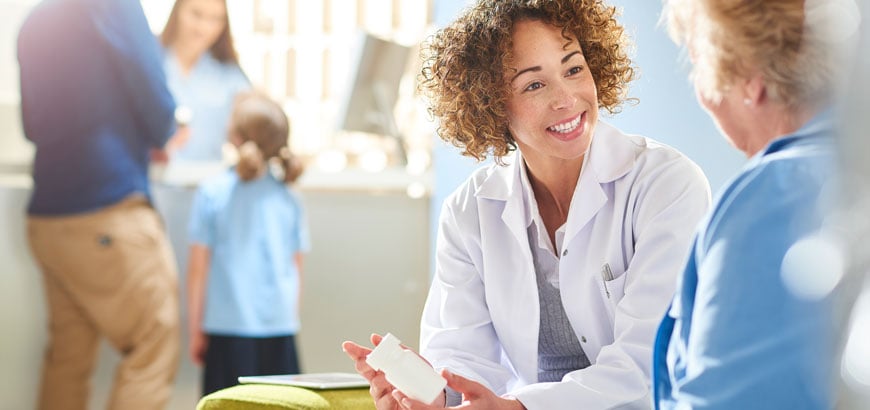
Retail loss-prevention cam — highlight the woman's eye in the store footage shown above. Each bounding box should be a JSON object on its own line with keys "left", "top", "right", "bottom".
{"left": 524, "top": 82, "right": 544, "bottom": 92}
{"left": 567, "top": 66, "right": 584, "bottom": 76}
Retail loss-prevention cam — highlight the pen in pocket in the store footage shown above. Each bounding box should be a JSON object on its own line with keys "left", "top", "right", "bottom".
{"left": 601, "top": 263, "right": 614, "bottom": 298}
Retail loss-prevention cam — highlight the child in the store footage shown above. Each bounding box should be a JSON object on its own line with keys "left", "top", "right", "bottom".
{"left": 186, "top": 92, "right": 308, "bottom": 395}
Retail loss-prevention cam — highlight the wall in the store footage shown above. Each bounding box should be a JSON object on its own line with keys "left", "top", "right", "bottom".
{"left": 0, "top": 1, "right": 34, "bottom": 169}
{"left": 0, "top": 179, "right": 430, "bottom": 410}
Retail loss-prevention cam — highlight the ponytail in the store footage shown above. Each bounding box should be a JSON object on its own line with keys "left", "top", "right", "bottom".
{"left": 236, "top": 140, "right": 266, "bottom": 181}
{"left": 230, "top": 92, "right": 302, "bottom": 184}
{"left": 279, "top": 147, "right": 304, "bottom": 184}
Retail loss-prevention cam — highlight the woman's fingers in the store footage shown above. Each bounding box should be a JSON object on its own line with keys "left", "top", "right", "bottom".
{"left": 444, "top": 370, "right": 484, "bottom": 396}
{"left": 342, "top": 340, "right": 372, "bottom": 360}
{"left": 370, "top": 372, "right": 402, "bottom": 410}
{"left": 369, "top": 372, "right": 392, "bottom": 398}
{"left": 390, "top": 389, "right": 442, "bottom": 410}
{"left": 342, "top": 341, "right": 378, "bottom": 379}
{"left": 342, "top": 337, "right": 403, "bottom": 410}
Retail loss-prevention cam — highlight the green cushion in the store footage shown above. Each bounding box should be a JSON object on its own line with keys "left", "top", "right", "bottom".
{"left": 196, "top": 384, "right": 376, "bottom": 410}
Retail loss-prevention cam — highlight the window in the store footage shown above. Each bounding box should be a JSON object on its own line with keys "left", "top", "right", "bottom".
{"left": 217, "top": 0, "right": 434, "bottom": 175}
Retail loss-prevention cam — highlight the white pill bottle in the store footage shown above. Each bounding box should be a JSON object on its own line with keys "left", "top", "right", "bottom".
{"left": 365, "top": 333, "right": 447, "bottom": 404}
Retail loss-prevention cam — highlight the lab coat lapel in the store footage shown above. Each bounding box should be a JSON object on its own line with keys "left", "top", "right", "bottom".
{"left": 564, "top": 165, "right": 606, "bottom": 243}
{"left": 564, "top": 121, "right": 633, "bottom": 242}
{"left": 475, "top": 154, "right": 540, "bottom": 383}
{"left": 475, "top": 154, "right": 530, "bottom": 251}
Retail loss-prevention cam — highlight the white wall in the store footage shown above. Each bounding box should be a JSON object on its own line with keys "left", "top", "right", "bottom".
{"left": 0, "top": 1, "right": 34, "bottom": 168}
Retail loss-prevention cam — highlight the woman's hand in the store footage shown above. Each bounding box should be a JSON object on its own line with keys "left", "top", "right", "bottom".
{"left": 151, "top": 125, "right": 191, "bottom": 163}
{"left": 342, "top": 334, "right": 405, "bottom": 410}
{"left": 391, "top": 370, "right": 526, "bottom": 410}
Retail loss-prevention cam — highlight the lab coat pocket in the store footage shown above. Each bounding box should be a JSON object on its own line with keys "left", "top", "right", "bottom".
{"left": 596, "top": 265, "right": 628, "bottom": 320}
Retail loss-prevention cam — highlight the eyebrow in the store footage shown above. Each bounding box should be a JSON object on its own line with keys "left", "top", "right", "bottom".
{"left": 510, "top": 50, "right": 584, "bottom": 83}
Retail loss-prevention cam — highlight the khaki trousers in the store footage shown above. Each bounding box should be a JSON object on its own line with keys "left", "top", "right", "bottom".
{"left": 27, "top": 196, "right": 180, "bottom": 410}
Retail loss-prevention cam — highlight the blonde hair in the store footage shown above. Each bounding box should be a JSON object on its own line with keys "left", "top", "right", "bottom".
{"left": 230, "top": 93, "right": 303, "bottom": 184}
{"left": 419, "top": 0, "right": 636, "bottom": 163}
{"left": 663, "top": 0, "right": 836, "bottom": 110}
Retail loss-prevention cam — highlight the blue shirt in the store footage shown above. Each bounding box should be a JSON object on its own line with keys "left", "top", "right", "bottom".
{"left": 18, "top": 0, "right": 176, "bottom": 215}
{"left": 164, "top": 51, "right": 250, "bottom": 162}
{"left": 188, "top": 169, "right": 310, "bottom": 336}
{"left": 652, "top": 111, "right": 838, "bottom": 409}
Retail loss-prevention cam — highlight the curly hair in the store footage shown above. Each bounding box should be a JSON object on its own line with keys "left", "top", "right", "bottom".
{"left": 419, "top": 0, "right": 636, "bottom": 162}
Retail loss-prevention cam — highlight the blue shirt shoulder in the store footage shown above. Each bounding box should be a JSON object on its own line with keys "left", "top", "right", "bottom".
{"left": 18, "top": 0, "right": 176, "bottom": 215}
{"left": 654, "top": 111, "right": 839, "bottom": 410}
{"left": 188, "top": 169, "right": 310, "bottom": 336}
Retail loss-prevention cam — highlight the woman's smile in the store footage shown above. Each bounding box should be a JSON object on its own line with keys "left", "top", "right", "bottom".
{"left": 546, "top": 111, "right": 587, "bottom": 142}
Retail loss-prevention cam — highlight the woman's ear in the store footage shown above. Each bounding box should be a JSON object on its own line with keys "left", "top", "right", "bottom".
{"left": 742, "top": 72, "right": 766, "bottom": 107}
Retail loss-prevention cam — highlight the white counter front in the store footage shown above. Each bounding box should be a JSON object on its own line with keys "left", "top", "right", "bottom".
{"left": 1, "top": 172, "right": 431, "bottom": 410}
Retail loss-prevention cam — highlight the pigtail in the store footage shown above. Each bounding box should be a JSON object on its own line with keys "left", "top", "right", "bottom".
{"left": 279, "top": 147, "right": 304, "bottom": 184}
{"left": 231, "top": 91, "right": 299, "bottom": 183}
{"left": 236, "top": 140, "right": 266, "bottom": 181}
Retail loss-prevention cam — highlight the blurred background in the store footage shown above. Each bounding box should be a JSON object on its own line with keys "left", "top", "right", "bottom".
{"left": 0, "top": 0, "right": 866, "bottom": 409}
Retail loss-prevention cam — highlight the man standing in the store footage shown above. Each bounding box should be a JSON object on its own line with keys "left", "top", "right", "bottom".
{"left": 18, "top": 0, "right": 180, "bottom": 408}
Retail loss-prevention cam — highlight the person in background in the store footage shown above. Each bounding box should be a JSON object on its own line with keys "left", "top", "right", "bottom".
{"left": 186, "top": 92, "right": 308, "bottom": 396}
{"left": 17, "top": 0, "right": 180, "bottom": 408}
{"left": 160, "top": 0, "right": 250, "bottom": 163}
{"left": 154, "top": 0, "right": 251, "bottom": 357}
{"left": 653, "top": 0, "right": 858, "bottom": 408}
{"left": 343, "top": 0, "right": 711, "bottom": 409}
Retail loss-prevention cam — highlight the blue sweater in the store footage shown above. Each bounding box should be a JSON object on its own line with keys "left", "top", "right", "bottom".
{"left": 652, "top": 110, "right": 838, "bottom": 409}
{"left": 17, "top": 0, "right": 176, "bottom": 215}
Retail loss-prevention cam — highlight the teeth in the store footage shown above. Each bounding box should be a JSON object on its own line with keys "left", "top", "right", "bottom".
{"left": 548, "top": 116, "right": 581, "bottom": 133}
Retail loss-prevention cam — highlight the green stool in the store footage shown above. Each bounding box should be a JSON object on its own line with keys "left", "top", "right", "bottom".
{"left": 196, "top": 384, "right": 376, "bottom": 410}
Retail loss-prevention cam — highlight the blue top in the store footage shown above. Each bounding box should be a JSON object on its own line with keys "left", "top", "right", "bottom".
{"left": 164, "top": 50, "right": 250, "bottom": 162}
{"left": 652, "top": 110, "right": 838, "bottom": 409}
{"left": 17, "top": 0, "right": 176, "bottom": 215}
{"left": 188, "top": 169, "right": 310, "bottom": 336}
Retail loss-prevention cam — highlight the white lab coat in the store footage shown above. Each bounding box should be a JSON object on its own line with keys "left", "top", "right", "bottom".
{"left": 420, "top": 122, "right": 711, "bottom": 410}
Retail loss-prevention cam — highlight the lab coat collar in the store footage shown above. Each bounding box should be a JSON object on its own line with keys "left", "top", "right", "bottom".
{"left": 473, "top": 120, "right": 637, "bottom": 248}
{"left": 474, "top": 120, "right": 636, "bottom": 202}
{"left": 589, "top": 121, "right": 638, "bottom": 183}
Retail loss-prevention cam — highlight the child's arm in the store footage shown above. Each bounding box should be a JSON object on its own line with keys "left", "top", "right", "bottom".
{"left": 187, "top": 244, "right": 211, "bottom": 366}
{"left": 294, "top": 252, "right": 304, "bottom": 317}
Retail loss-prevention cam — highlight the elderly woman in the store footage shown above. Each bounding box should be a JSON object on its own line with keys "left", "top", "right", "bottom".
{"left": 653, "top": 0, "right": 853, "bottom": 408}
{"left": 344, "top": 0, "right": 710, "bottom": 409}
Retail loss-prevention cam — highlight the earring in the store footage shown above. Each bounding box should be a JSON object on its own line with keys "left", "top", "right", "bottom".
{"left": 743, "top": 98, "right": 752, "bottom": 106}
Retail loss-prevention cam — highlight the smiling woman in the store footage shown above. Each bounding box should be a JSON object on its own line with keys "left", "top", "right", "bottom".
{"left": 342, "top": 1, "right": 712, "bottom": 409}
{"left": 159, "top": 0, "right": 251, "bottom": 163}
{"left": 505, "top": 20, "right": 598, "bottom": 188}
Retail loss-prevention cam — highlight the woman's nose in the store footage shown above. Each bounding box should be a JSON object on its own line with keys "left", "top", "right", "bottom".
{"left": 550, "top": 84, "right": 577, "bottom": 110}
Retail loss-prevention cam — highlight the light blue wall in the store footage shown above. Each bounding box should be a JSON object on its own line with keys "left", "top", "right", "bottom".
{"left": 602, "top": 0, "right": 744, "bottom": 189}
{"left": 428, "top": 0, "right": 746, "bottom": 275}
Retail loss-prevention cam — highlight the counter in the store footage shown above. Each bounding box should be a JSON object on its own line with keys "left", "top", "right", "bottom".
{"left": 0, "top": 167, "right": 431, "bottom": 409}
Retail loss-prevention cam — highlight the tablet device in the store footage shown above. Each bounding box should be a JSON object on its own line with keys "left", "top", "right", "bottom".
{"left": 237, "top": 372, "right": 370, "bottom": 390}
